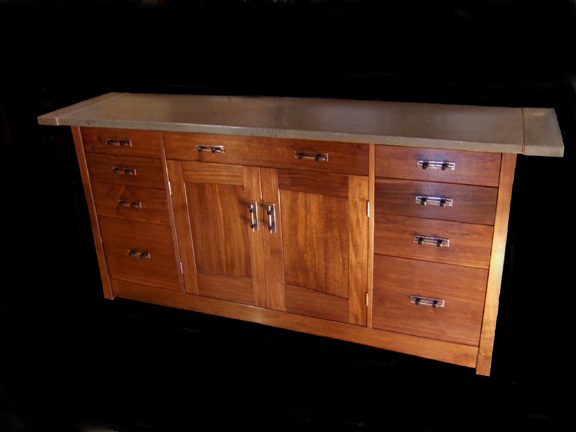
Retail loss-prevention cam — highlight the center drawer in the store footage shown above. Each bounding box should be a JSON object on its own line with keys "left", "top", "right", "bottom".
{"left": 163, "top": 132, "right": 369, "bottom": 176}
{"left": 98, "top": 217, "right": 181, "bottom": 291}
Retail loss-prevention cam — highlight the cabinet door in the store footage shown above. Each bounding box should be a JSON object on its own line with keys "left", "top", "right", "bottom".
{"left": 261, "top": 169, "right": 369, "bottom": 325}
{"left": 167, "top": 161, "right": 267, "bottom": 307}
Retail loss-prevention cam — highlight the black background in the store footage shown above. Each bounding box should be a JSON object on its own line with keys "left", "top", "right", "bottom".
{"left": 1, "top": 1, "right": 575, "bottom": 431}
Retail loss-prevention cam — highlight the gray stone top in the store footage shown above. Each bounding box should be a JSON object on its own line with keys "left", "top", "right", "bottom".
{"left": 38, "top": 92, "right": 564, "bottom": 157}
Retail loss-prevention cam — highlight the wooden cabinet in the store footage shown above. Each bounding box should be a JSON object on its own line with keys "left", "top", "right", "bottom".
{"left": 166, "top": 134, "right": 369, "bottom": 326}
{"left": 40, "top": 94, "right": 562, "bottom": 376}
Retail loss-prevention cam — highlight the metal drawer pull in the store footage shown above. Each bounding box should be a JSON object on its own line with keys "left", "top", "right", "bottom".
{"left": 112, "top": 167, "right": 137, "bottom": 176}
{"left": 415, "top": 195, "right": 453, "bottom": 207}
{"left": 417, "top": 160, "right": 455, "bottom": 171}
{"left": 118, "top": 200, "right": 142, "bottom": 209}
{"left": 295, "top": 151, "right": 329, "bottom": 162}
{"left": 249, "top": 201, "right": 259, "bottom": 231}
{"left": 127, "top": 249, "right": 151, "bottom": 259}
{"left": 197, "top": 145, "right": 225, "bottom": 153}
{"left": 107, "top": 138, "right": 132, "bottom": 147}
{"left": 410, "top": 295, "right": 445, "bottom": 308}
{"left": 414, "top": 235, "right": 450, "bottom": 248}
{"left": 266, "top": 203, "right": 277, "bottom": 233}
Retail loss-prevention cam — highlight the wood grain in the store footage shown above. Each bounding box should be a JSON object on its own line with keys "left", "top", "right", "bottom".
{"left": 375, "top": 146, "right": 502, "bottom": 187}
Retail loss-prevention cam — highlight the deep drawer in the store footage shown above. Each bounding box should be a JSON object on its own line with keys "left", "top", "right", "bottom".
{"left": 163, "top": 132, "right": 369, "bottom": 176}
{"left": 374, "top": 214, "right": 494, "bottom": 269}
{"left": 81, "top": 127, "right": 162, "bottom": 158}
{"left": 375, "top": 146, "right": 502, "bottom": 187}
{"left": 375, "top": 179, "right": 498, "bottom": 225}
{"left": 86, "top": 153, "right": 166, "bottom": 189}
{"left": 92, "top": 183, "right": 171, "bottom": 225}
{"left": 372, "top": 255, "right": 488, "bottom": 346}
{"left": 98, "top": 217, "right": 181, "bottom": 291}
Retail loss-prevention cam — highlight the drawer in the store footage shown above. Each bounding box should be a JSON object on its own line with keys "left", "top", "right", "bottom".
{"left": 92, "top": 183, "right": 171, "bottom": 225}
{"left": 374, "top": 214, "right": 494, "bottom": 269}
{"left": 375, "top": 146, "right": 501, "bottom": 187}
{"left": 375, "top": 179, "right": 498, "bottom": 225}
{"left": 81, "top": 127, "right": 162, "bottom": 158}
{"left": 86, "top": 153, "right": 166, "bottom": 189}
{"left": 164, "top": 132, "right": 369, "bottom": 176}
{"left": 98, "top": 217, "right": 181, "bottom": 291}
{"left": 372, "top": 255, "right": 488, "bottom": 346}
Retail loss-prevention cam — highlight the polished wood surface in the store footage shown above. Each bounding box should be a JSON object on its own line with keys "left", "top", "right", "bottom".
{"left": 374, "top": 214, "right": 494, "bottom": 269}
{"left": 98, "top": 217, "right": 181, "bottom": 291}
{"left": 81, "top": 127, "right": 163, "bottom": 158}
{"left": 167, "top": 161, "right": 265, "bottom": 307}
{"left": 86, "top": 153, "right": 166, "bottom": 189}
{"left": 375, "top": 179, "right": 498, "bottom": 225}
{"left": 164, "top": 131, "right": 369, "bottom": 176}
{"left": 91, "top": 183, "right": 171, "bottom": 225}
{"left": 375, "top": 146, "right": 502, "bottom": 187}
{"left": 373, "top": 255, "right": 489, "bottom": 345}
{"left": 476, "top": 153, "right": 517, "bottom": 375}
{"left": 67, "top": 123, "right": 524, "bottom": 375}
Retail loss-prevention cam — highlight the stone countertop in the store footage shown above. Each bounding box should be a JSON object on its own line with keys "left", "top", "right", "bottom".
{"left": 37, "top": 92, "right": 564, "bottom": 157}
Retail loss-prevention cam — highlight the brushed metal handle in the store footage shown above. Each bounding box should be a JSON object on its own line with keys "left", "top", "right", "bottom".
{"left": 112, "top": 167, "right": 137, "bottom": 176}
{"left": 410, "top": 295, "right": 445, "bottom": 308}
{"left": 118, "top": 200, "right": 143, "bottom": 209}
{"left": 107, "top": 138, "right": 132, "bottom": 147}
{"left": 295, "top": 151, "right": 329, "bottom": 162}
{"left": 415, "top": 195, "right": 453, "bottom": 207}
{"left": 249, "top": 201, "right": 259, "bottom": 231}
{"left": 417, "top": 160, "right": 455, "bottom": 171}
{"left": 197, "top": 145, "right": 225, "bottom": 153}
{"left": 127, "top": 249, "right": 151, "bottom": 259}
{"left": 266, "top": 203, "right": 276, "bottom": 233}
{"left": 414, "top": 235, "right": 450, "bottom": 248}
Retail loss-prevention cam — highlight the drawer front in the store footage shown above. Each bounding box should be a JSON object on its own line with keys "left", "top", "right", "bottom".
{"left": 374, "top": 214, "right": 494, "bottom": 269}
{"left": 373, "top": 255, "right": 488, "bottom": 346}
{"left": 375, "top": 179, "right": 498, "bottom": 225}
{"left": 86, "top": 153, "right": 166, "bottom": 189}
{"left": 375, "top": 146, "right": 501, "bottom": 187}
{"left": 99, "top": 217, "right": 181, "bottom": 291}
{"left": 92, "top": 183, "right": 171, "bottom": 225}
{"left": 81, "top": 127, "right": 162, "bottom": 158}
{"left": 164, "top": 132, "right": 369, "bottom": 176}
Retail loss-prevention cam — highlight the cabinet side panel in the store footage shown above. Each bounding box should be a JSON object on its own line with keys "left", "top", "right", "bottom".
{"left": 476, "top": 153, "right": 517, "bottom": 375}
{"left": 71, "top": 127, "right": 114, "bottom": 299}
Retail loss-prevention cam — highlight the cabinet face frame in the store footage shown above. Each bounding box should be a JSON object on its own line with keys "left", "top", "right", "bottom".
{"left": 71, "top": 125, "right": 516, "bottom": 376}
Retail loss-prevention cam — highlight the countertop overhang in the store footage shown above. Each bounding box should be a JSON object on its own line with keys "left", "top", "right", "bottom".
{"left": 37, "top": 92, "right": 564, "bottom": 157}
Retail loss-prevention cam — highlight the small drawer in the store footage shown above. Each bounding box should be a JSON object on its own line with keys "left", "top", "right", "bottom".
{"left": 372, "top": 255, "right": 488, "bottom": 346}
{"left": 81, "top": 127, "right": 162, "bottom": 158}
{"left": 375, "top": 146, "right": 501, "bottom": 187}
{"left": 374, "top": 214, "right": 494, "bottom": 269}
{"left": 98, "top": 217, "right": 181, "bottom": 291}
{"left": 375, "top": 179, "right": 498, "bottom": 225}
{"left": 164, "top": 132, "right": 369, "bottom": 176}
{"left": 92, "top": 183, "right": 171, "bottom": 225}
{"left": 86, "top": 153, "right": 166, "bottom": 189}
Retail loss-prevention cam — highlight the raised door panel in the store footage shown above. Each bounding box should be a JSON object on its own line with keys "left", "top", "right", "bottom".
{"left": 167, "top": 161, "right": 266, "bottom": 307}
{"left": 261, "top": 169, "right": 368, "bottom": 325}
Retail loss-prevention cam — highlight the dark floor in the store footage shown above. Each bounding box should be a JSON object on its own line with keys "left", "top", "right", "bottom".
{"left": 0, "top": 262, "right": 571, "bottom": 432}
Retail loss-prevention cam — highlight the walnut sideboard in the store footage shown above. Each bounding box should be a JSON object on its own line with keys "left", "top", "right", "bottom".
{"left": 38, "top": 93, "right": 564, "bottom": 375}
